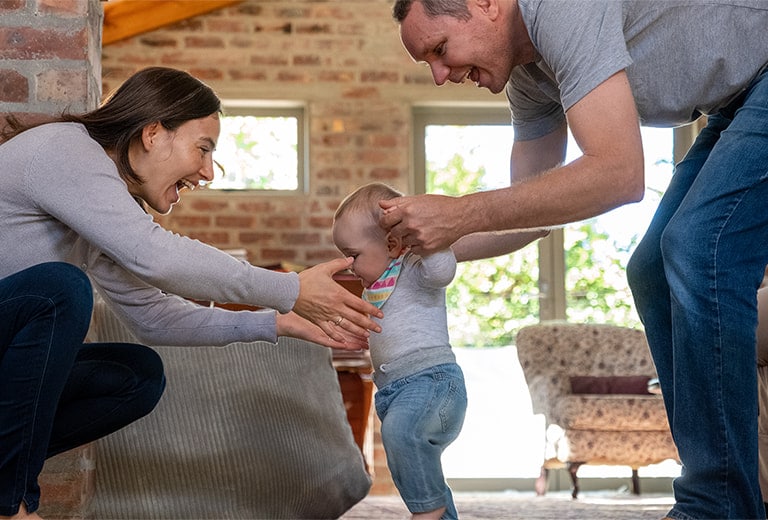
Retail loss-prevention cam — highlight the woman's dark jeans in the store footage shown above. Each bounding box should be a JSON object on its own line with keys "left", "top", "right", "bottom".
{"left": 0, "top": 262, "right": 165, "bottom": 516}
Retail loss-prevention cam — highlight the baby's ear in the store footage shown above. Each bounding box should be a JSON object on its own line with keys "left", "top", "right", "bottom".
{"left": 386, "top": 232, "right": 403, "bottom": 258}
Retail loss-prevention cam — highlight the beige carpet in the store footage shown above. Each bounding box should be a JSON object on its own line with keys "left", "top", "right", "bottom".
{"left": 341, "top": 490, "right": 674, "bottom": 520}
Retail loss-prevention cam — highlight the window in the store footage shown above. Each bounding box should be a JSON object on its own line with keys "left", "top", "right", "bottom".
{"left": 210, "top": 103, "right": 306, "bottom": 192}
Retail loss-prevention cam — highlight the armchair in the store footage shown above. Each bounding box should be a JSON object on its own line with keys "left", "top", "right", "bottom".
{"left": 515, "top": 322, "right": 679, "bottom": 498}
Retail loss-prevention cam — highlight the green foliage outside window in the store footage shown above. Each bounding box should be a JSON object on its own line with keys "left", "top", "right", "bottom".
{"left": 428, "top": 153, "right": 540, "bottom": 347}
{"left": 428, "top": 152, "right": 642, "bottom": 348}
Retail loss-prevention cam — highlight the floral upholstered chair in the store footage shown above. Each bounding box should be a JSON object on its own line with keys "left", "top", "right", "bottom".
{"left": 515, "top": 322, "right": 679, "bottom": 498}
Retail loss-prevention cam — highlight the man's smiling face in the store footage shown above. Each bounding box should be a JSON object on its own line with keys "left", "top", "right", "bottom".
{"left": 398, "top": 0, "right": 516, "bottom": 94}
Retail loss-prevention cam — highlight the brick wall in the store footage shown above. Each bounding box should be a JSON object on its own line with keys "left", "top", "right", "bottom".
{"left": 101, "top": 0, "right": 497, "bottom": 266}
{"left": 0, "top": 0, "right": 101, "bottom": 121}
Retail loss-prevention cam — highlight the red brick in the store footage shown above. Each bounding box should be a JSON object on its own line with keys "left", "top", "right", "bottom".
{"left": 342, "top": 86, "right": 380, "bottom": 99}
{"left": 36, "top": 69, "right": 87, "bottom": 103}
{"left": 172, "top": 216, "right": 212, "bottom": 228}
{"left": 318, "top": 70, "right": 354, "bottom": 82}
{"left": 276, "top": 70, "right": 311, "bottom": 82}
{"left": 262, "top": 215, "right": 300, "bottom": 229}
{"left": 250, "top": 55, "right": 290, "bottom": 66}
{"left": 0, "top": 69, "right": 28, "bottom": 102}
{"left": 280, "top": 232, "right": 320, "bottom": 246}
{"left": 316, "top": 167, "right": 351, "bottom": 180}
{"left": 239, "top": 231, "right": 275, "bottom": 244}
{"left": 215, "top": 215, "right": 254, "bottom": 228}
{"left": 235, "top": 200, "right": 275, "bottom": 213}
{"left": 184, "top": 36, "right": 225, "bottom": 49}
{"left": 261, "top": 248, "right": 297, "bottom": 262}
{"left": 294, "top": 23, "right": 331, "bottom": 34}
{"left": 168, "top": 19, "right": 204, "bottom": 32}
{"left": 0, "top": 0, "right": 24, "bottom": 13}
{"left": 293, "top": 54, "right": 323, "bottom": 66}
{"left": 361, "top": 71, "right": 399, "bottom": 83}
{"left": 0, "top": 27, "right": 87, "bottom": 60}
{"left": 308, "top": 216, "right": 333, "bottom": 229}
{"left": 138, "top": 35, "right": 178, "bottom": 48}
{"left": 370, "top": 167, "right": 400, "bottom": 180}
{"left": 190, "top": 199, "right": 230, "bottom": 212}
{"left": 38, "top": 0, "right": 86, "bottom": 17}
{"left": 207, "top": 19, "right": 248, "bottom": 33}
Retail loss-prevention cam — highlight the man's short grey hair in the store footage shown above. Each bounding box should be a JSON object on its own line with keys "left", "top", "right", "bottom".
{"left": 392, "top": 0, "right": 471, "bottom": 23}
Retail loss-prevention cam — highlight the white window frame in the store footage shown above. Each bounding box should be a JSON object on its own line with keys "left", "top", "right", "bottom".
{"left": 212, "top": 101, "right": 308, "bottom": 194}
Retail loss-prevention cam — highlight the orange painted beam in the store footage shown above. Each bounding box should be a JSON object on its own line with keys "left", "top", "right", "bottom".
{"left": 102, "top": 0, "right": 242, "bottom": 46}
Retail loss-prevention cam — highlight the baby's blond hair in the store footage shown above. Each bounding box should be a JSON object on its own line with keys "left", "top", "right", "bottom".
{"left": 334, "top": 182, "right": 403, "bottom": 238}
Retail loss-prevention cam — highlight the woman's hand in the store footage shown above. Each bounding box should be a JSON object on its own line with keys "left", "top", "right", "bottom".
{"left": 294, "top": 257, "right": 383, "bottom": 342}
{"left": 276, "top": 311, "right": 369, "bottom": 351}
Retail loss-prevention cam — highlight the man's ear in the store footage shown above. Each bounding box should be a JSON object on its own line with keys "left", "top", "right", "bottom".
{"left": 474, "top": 0, "right": 498, "bottom": 20}
{"left": 386, "top": 232, "right": 403, "bottom": 258}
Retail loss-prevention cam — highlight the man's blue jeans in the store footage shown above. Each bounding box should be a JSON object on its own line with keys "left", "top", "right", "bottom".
{"left": 0, "top": 263, "right": 165, "bottom": 516}
{"left": 627, "top": 68, "right": 768, "bottom": 520}
{"left": 375, "top": 363, "right": 467, "bottom": 520}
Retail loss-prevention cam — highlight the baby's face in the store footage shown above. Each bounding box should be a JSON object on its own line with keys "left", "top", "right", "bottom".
{"left": 332, "top": 214, "right": 392, "bottom": 288}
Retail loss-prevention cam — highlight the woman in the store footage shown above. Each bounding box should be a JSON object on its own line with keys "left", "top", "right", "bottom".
{"left": 0, "top": 67, "right": 381, "bottom": 519}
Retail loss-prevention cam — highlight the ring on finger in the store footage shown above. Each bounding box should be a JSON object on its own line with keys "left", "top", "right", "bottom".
{"left": 334, "top": 316, "right": 344, "bottom": 326}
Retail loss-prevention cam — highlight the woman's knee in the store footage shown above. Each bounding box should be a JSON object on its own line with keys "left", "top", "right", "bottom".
{"left": 132, "top": 345, "right": 166, "bottom": 415}
{"left": 43, "top": 263, "right": 93, "bottom": 312}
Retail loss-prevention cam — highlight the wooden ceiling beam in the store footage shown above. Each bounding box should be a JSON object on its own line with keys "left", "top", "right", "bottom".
{"left": 102, "top": 0, "right": 243, "bottom": 46}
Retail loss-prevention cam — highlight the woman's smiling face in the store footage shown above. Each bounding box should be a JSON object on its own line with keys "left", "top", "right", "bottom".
{"left": 128, "top": 113, "right": 220, "bottom": 214}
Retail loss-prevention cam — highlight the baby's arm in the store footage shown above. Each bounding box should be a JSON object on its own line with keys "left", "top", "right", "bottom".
{"left": 451, "top": 229, "right": 551, "bottom": 263}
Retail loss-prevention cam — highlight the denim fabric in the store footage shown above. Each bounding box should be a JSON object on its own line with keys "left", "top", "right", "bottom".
{"left": 0, "top": 263, "right": 165, "bottom": 516}
{"left": 627, "top": 69, "right": 768, "bottom": 519}
{"left": 375, "top": 363, "right": 467, "bottom": 520}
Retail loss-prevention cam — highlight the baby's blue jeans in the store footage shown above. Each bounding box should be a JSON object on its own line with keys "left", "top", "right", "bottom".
{"left": 375, "top": 363, "right": 467, "bottom": 520}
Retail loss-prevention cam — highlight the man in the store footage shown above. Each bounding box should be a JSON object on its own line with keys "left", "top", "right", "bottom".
{"left": 383, "top": 1, "right": 768, "bottom": 518}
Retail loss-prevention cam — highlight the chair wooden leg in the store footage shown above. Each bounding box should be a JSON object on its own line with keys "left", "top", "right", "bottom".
{"left": 631, "top": 468, "right": 641, "bottom": 495}
{"left": 567, "top": 462, "right": 584, "bottom": 499}
{"left": 535, "top": 466, "right": 549, "bottom": 496}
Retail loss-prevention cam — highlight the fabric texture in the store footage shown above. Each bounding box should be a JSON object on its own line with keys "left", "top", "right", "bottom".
{"left": 509, "top": 0, "right": 768, "bottom": 140}
{"left": 362, "top": 254, "right": 404, "bottom": 309}
{"left": 516, "top": 322, "right": 678, "bottom": 471}
{"left": 87, "top": 300, "right": 371, "bottom": 519}
{"left": 367, "top": 250, "right": 456, "bottom": 381}
{"left": 569, "top": 375, "right": 653, "bottom": 396}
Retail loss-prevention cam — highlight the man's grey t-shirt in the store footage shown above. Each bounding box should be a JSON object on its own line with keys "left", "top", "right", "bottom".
{"left": 508, "top": 0, "right": 768, "bottom": 140}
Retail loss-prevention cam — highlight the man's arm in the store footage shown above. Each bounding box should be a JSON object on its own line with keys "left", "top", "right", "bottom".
{"left": 380, "top": 70, "right": 645, "bottom": 255}
{"left": 451, "top": 229, "right": 550, "bottom": 263}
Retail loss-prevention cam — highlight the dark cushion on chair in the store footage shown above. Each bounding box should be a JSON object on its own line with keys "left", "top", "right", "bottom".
{"left": 570, "top": 375, "right": 653, "bottom": 395}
